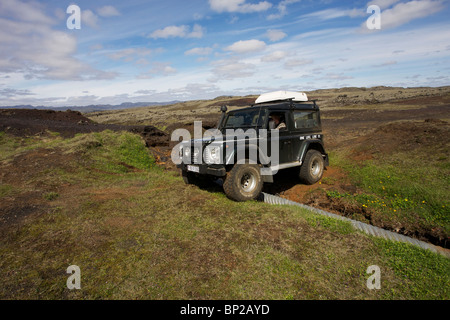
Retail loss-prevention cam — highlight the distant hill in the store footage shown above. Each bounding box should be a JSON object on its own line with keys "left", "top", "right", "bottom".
{"left": 0, "top": 101, "right": 182, "bottom": 113}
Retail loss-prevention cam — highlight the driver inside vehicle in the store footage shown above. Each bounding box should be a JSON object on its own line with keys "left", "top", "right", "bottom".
{"left": 269, "top": 114, "right": 286, "bottom": 130}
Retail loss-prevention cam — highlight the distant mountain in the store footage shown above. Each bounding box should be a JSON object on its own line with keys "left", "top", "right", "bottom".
{"left": 0, "top": 101, "right": 182, "bottom": 113}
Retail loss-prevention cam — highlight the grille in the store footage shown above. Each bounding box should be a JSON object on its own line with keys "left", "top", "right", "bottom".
{"left": 191, "top": 147, "right": 200, "bottom": 164}
{"left": 204, "top": 147, "right": 211, "bottom": 164}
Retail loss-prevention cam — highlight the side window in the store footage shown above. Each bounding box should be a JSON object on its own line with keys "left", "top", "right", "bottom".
{"left": 268, "top": 112, "right": 287, "bottom": 131}
{"left": 293, "top": 111, "right": 318, "bottom": 129}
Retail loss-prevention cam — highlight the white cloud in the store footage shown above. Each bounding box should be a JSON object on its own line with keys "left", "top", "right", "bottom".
{"left": 82, "top": 9, "right": 99, "bottom": 28}
{"left": 372, "top": 60, "right": 398, "bottom": 67}
{"left": 188, "top": 24, "right": 205, "bottom": 38}
{"left": 225, "top": 39, "right": 266, "bottom": 53}
{"left": 0, "top": 87, "right": 34, "bottom": 98}
{"left": 0, "top": 0, "right": 53, "bottom": 25}
{"left": 324, "top": 73, "right": 353, "bottom": 80}
{"left": 149, "top": 24, "right": 205, "bottom": 39}
{"left": 193, "top": 13, "right": 204, "bottom": 20}
{"left": 209, "top": 0, "right": 272, "bottom": 13}
{"left": 367, "top": 0, "right": 401, "bottom": 10}
{"left": 97, "top": 5, "right": 121, "bottom": 17}
{"left": 210, "top": 59, "right": 256, "bottom": 81}
{"left": 185, "top": 47, "right": 213, "bottom": 55}
{"left": 266, "top": 29, "right": 287, "bottom": 42}
{"left": 284, "top": 59, "right": 313, "bottom": 68}
{"left": 108, "top": 48, "right": 153, "bottom": 62}
{"left": 366, "top": 0, "right": 445, "bottom": 30}
{"left": 131, "top": 83, "right": 223, "bottom": 102}
{"left": 261, "top": 50, "right": 287, "bottom": 62}
{"left": 138, "top": 62, "right": 177, "bottom": 79}
{"left": 0, "top": 0, "right": 114, "bottom": 80}
{"left": 267, "top": 0, "right": 301, "bottom": 20}
{"left": 149, "top": 25, "right": 188, "bottom": 38}
{"left": 303, "top": 8, "right": 365, "bottom": 20}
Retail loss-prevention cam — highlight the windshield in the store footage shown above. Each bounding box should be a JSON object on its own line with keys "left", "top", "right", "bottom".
{"left": 222, "top": 109, "right": 261, "bottom": 129}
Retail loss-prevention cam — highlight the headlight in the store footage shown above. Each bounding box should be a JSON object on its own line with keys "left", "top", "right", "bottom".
{"left": 184, "top": 147, "right": 191, "bottom": 157}
{"left": 210, "top": 147, "right": 219, "bottom": 160}
{"left": 206, "top": 146, "right": 221, "bottom": 164}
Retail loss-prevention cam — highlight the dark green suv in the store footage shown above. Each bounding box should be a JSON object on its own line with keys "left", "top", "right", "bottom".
{"left": 176, "top": 91, "right": 329, "bottom": 201}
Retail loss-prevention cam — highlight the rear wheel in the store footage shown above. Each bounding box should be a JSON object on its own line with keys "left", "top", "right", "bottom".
{"left": 223, "top": 164, "right": 263, "bottom": 201}
{"left": 299, "top": 150, "right": 324, "bottom": 185}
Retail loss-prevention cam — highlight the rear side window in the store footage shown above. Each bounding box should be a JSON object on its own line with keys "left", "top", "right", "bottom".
{"left": 293, "top": 111, "right": 319, "bottom": 129}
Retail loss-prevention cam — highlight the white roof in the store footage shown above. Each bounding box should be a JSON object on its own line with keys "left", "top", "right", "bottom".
{"left": 255, "top": 91, "right": 308, "bottom": 104}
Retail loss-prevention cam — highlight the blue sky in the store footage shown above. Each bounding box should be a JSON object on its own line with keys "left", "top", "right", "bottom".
{"left": 0, "top": 0, "right": 449, "bottom": 106}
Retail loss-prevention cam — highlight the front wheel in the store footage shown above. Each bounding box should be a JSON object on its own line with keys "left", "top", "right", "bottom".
{"left": 299, "top": 150, "right": 324, "bottom": 185}
{"left": 223, "top": 164, "right": 263, "bottom": 201}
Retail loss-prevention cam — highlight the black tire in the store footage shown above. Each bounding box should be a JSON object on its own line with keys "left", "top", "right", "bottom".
{"left": 299, "top": 149, "right": 324, "bottom": 185}
{"left": 223, "top": 164, "right": 263, "bottom": 201}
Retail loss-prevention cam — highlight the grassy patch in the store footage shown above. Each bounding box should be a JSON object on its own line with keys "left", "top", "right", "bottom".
{"left": 62, "top": 130, "right": 156, "bottom": 173}
{"left": 329, "top": 150, "right": 450, "bottom": 237}
{"left": 0, "top": 131, "right": 448, "bottom": 300}
{"left": 0, "top": 184, "right": 14, "bottom": 197}
{"left": 374, "top": 238, "right": 450, "bottom": 299}
{"left": 305, "top": 213, "right": 354, "bottom": 235}
{"left": 0, "top": 131, "right": 24, "bottom": 161}
{"left": 0, "top": 131, "right": 65, "bottom": 162}
{"left": 43, "top": 192, "right": 59, "bottom": 201}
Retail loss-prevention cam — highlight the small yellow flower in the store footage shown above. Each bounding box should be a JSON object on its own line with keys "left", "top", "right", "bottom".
{"left": 405, "top": 199, "right": 408, "bottom": 201}
{"left": 394, "top": 209, "right": 397, "bottom": 212}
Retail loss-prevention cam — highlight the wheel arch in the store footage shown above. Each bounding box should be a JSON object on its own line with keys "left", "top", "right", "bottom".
{"left": 299, "top": 140, "right": 329, "bottom": 166}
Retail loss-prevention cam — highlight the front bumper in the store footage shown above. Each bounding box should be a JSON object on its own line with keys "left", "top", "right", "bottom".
{"left": 177, "top": 163, "right": 226, "bottom": 177}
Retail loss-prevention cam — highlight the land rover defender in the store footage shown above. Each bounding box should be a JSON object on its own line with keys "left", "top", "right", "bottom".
{"left": 176, "top": 91, "right": 329, "bottom": 201}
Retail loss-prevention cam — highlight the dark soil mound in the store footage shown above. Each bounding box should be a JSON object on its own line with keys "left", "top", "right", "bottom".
{"left": 0, "top": 108, "right": 170, "bottom": 147}
{"left": 351, "top": 119, "right": 449, "bottom": 159}
{"left": 0, "top": 108, "right": 92, "bottom": 122}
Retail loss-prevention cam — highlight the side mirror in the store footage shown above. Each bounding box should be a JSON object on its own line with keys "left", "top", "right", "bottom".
{"left": 220, "top": 105, "right": 228, "bottom": 113}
